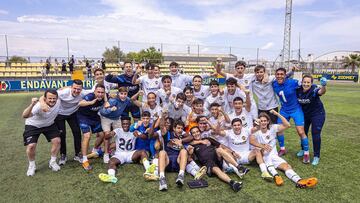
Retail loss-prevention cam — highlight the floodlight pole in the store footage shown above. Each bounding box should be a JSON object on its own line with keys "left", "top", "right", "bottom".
{"left": 5, "top": 35, "right": 9, "bottom": 61}
{"left": 281, "top": 0, "right": 292, "bottom": 69}
{"left": 66, "top": 37, "right": 70, "bottom": 61}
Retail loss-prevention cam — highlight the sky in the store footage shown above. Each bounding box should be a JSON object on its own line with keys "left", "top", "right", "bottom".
{"left": 0, "top": 0, "right": 359, "bottom": 60}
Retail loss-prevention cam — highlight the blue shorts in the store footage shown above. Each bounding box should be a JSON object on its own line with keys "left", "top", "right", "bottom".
{"left": 277, "top": 107, "right": 304, "bottom": 126}
{"left": 166, "top": 152, "right": 180, "bottom": 172}
{"left": 79, "top": 119, "right": 103, "bottom": 134}
{"left": 122, "top": 103, "right": 141, "bottom": 119}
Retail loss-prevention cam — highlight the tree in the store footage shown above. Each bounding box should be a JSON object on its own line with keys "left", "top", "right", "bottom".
{"left": 102, "top": 46, "right": 126, "bottom": 63}
{"left": 8, "top": 56, "right": 28, "bottom": 63}
{"left": 343, "top": 54, "right": 360, "bottom": 73}
{"left": 126, "top": 47, "right": 163, "bottom": 64}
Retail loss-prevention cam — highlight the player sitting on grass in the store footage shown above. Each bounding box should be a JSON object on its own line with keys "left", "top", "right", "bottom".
{"left": 78, "top": 84, "right": 106, "bottom": 171}
{"left": 157, "top": 120, "right": 193, "bottom": 191}
{"left": 252, "top": 111, "right": 318, "bottom": 188}
{"left": 216, "top": 118, "right": 273, "bottom": 181}
{"left": 22, "top": 90, "right": 61, "bottom": 176}
{"left": 188, "top": 126, "right": 243, "bottom": 192}
{"left": 98, "top": 116, "right": 157, "bottom": 183}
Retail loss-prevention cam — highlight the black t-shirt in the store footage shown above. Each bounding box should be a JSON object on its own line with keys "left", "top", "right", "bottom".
{"left": 192, "top": 138, "right": 220, "bottom": 163}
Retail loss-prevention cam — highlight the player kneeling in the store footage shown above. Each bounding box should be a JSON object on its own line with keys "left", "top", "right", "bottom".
{"left": 189, "top": 126, "right": 243, "bottom": 192}
{"left": 98, "top": 116, "right": 157, "bottom": 183}
{"left": 252, "top": 111, "right": 318, "bottom": 188}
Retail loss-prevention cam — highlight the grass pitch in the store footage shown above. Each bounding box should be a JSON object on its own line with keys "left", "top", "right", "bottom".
{"left": 0, "top": 83, "right": 360, "bottom": 202}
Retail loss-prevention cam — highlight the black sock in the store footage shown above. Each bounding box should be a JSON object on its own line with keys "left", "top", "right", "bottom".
{"left": 229, "top": 180, "right": 235, "bottom": 186}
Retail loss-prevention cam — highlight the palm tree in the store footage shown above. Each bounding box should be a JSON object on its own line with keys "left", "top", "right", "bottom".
{"left": 343, "top": 54, "right": 360, "bottom": 73}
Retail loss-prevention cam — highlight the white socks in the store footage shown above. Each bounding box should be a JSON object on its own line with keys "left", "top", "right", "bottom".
{"left": 179, "top": 170, "right": 184, "bottom": 176}
{"left": 108, "top": 169, "right": 116, "bottom": 177}
{"left": 142, "top": 158, "right": 150, "bottom": 170}
{"left": 152, "top": 158, "right": 159, "bottom": 176}
{"left": 82, "top": 156, "right": 88, "bottom": 163}
{"left": 160, "top": 172, "right": 165, "bottom": 178}
{"left": 29, "top": 160, "right": 36, "bottom": 167}
{"left": 259, "top": 163, "right": 267, "bottom": 173}
{"left": 285, "top": 169, "right": 301, "bottom": 183}
{"left": 186, "top": 161, "right": 200, "bottom": 177}
{"left": 50, "top": 156, "right": 57, "bottom": 163}
{"left": 267, "top": 165, "right": 279, "bottom": 176}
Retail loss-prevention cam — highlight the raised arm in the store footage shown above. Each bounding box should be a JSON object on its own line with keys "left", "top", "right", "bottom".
{"left": 244, "top": 89, "right": 251, "bottom": 112}
{"left": 130, "top": 90, "right": 144, "bottom": 108}
{"left": 318, "top": 77, "right": 327, "bottom": 96}
{"left": 22, "top": 98, "right": 39, "bottom": 118}
{"left": 79, "top": 98, "right": 97, "bottom": 107}
{"left": 132, "top": 68, "right": 142, "bottom": 85}
{"left": 270, "top": 109, "right": 290, "bottom": 132}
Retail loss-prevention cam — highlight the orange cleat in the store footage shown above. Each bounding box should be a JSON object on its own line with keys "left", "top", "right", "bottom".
{"left": 296, "top": 177, "right": 318, "bottom": 188}
{"left": 274, "top": 175, "right": 284, "bottom": 186}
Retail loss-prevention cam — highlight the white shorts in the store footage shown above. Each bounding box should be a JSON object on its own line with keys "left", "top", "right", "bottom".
{"left": 235, "top": 151, "right": 250, "bottom": 164}
{"left": 264, "top": 154, "right": 287, "bottom": 168}
{"left": 100, "top": 116, "right": 122, "bottom": 132}
{"left": 112, "top": 150, "right": 136, "bottom": 164}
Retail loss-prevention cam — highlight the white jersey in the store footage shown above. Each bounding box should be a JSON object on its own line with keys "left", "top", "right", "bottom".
{"left": 167, "top": 103, "right": 191, "bottom": 122}
{"left": 209, "top": 116, "right": 226, "bottom": 128}
{"left": 225, "top": 128, "right": 251, "bottom": 153}
{"left": 92, "top": 80, "right": 117, "bottom": 94}
{"left": 253, "top": 125, "right": 280, "bottom": 156}
{"left": 139, "top": 75, "right": 162, "bottom": 102}
{"left": 200, "top": 129, "right": 212, "bottom": 139}
{"left": 228, "top": 108, "right": 253, "bottom": 128}
{"left": 141, "top": 103, "right": 162, "bottom": 123}
{"left": 114, "top": 128, "right": 137, "bottom": 153}
{"left": 157, "top": 87, "right": 182, "bottom": 107}
{"left": 170, "top": 73, "right": 193, "bottom": 90}
{"left": 225, "top": 73, "right": 255, "bottom": 94}
{"left": 223, "top": 87, "right": 246, "bottom": 112}
{"left": 25, "top": 100, "right": 61, "bottom": 128}
{"left": 205, "top": 93, "right": 225, "bottom": 110}
{"left": 57, "top": 87, "right": 84, "bottom": 115}
{"left": 193, "top": 86, "right": 210, "bottom": 100}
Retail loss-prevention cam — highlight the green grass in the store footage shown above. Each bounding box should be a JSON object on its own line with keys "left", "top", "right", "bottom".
{"left": 1, "top": 83, "right": 360, "bottom": 202}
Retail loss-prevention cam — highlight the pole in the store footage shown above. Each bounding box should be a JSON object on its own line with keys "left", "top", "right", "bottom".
{"left": 117, "top": 40, "right": 121, "bottom": 62}
{"left": 66, "top": 37, "right": 70, "bottom": 61}
{"left": 256, "top": 48, "right": 259, "bottom": 65}
{"left": 5, "top": 35, "right": 9, "bottom": 64}
{"left": 197, "top": 44, "right": 200, "bottom": 65}
{"left": 229, "top": 46, "right": 232, "bottom": 70}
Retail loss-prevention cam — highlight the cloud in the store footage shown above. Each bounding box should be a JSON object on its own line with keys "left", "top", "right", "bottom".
{"left": 300, "top": 10, "right": 340, "bottom": 18}
{"left": 261, "top": 42, "right": 274, "bottom": 50}
{"left": 0, "top": 9, "right": 9, "bottom": 15}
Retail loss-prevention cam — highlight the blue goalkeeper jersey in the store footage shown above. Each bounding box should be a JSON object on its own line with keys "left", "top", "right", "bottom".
{"left": 272, "top": 78, "right": 301, "bottom": 112}
{"left": 296, "top": 84, "right": 325, "bottom": 116}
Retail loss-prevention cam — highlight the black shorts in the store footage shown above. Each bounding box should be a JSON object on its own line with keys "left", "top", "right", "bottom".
{"left": 165, "top": 152, "right": 180, "bottom": 172}
{"left": 23, "top": 123, "right": 60, "bottom": 146}
{"left": 258, "top": 107, "right": 279, "bottom": 124}
{"left": 198, "top": 152, "right": 222, "bottom": 176}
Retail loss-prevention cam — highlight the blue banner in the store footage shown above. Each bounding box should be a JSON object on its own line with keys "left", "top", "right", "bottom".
{"left": 312, "top": 73, "right": 358, "bottom": 82}
{"left": 0, "top": 80, "right": 96, "bottom": 92}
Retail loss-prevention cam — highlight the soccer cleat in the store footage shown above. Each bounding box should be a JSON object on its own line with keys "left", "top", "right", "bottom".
{"left": 49, "top": 161, "right": 61, "bottom": 172}
{"left": 278, "top": 149, "right": 288, "bottom": 157}
{"left": 194, "top": 166, "right": 207, "bottom": 180}
{"left": 143, "top": 172, "right": 159, "bottom": 181}
{"left": 274, "top": 175, "right": 284, "bottom": 186}
{"left": 103, "top": 154, "right": 110, "bottom": 164}
{"left": 261, "top": 171, "right": 273, "bottom": 182}
{"left": 303, "top": 154, "right": 310, "bottom": 164}
{"left": 59, "top": 154, "right": 67, "bottom": 166}
{"left": 26, "top": 165, "right": 36, "bottom": 176}
{"left": 99, "top": 173, "right": 118, "bottom": 183}
{"left": 312, "top": 157, "right": 320, "bottom": 166}
{"left": 236, "top": 165, "right": 250, "bottom": 179}
{"left": 231, "top": 181, "right": 243, "bottom": 192}
{"left": 296, "top": 177, "right": 318, "bottom": 189}
{"left": 82, "top": 161, "right": 92, "bottom": 171}
{"left": 175, "top": 173, "right": 185, "bottom": 187}
{"left": 146, "top": 163, "right": 156, "bottom": 174}
{"left": 73, "top": 155, "right": 82, "bottom": 163}
{"left": 159, "top": 177, "right": 168, "bottom": 191}
{"left": 296, "top": 150, "right": 304, "bottom": 157}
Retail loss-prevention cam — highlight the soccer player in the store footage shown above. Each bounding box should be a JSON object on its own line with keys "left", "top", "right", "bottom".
{"left": 192, "top": 75, "right": 210, "bottom": 100}
{"left": 227, "top": 96, "right": 252, "bottom": 129}
{"left": 252, "top": 111, "right": 318, "bottom": 188}
{"left": 158, "top": 120, "right": 192, "bottom": 191}
{"left": 131, "top": 91, "right": 162, "bottom": 123}
{"left": 251, "top": 65, "right": 279, "bottom": 124}
{"left": 296, "top": 75, "right": 327, "bottom": 165}
{"left": 40, "top": 80, "right": 84, "bottom": 165}
{"left": 223, "top": 78, "right": 246, "bottom": 113}
{"left": 78, "top": 84, "right": 106, "bottom": 170}
{"left": 22, "top": 90, "right": 61, "bottom": 176}
{"left": 208, "top": 103, "right": 230, "bottom": 128}
{"left": 99, "top": 87, "right": 133, "bottom": 163}
{"left": 188, "top": 126, "right": 243, "bottom": 192}
{"left": 183, "top": 86, "right": 195, "bottom": 108}
{"left": 167, "top": 93, "right": 191, "bottom": 123}
{"left": 216, "top": 118, "right": 273, "bottom": 180}
{"left": 105, "top": 61, "right": 141, "bottom": 121}
{"left": 157, "top": 75, "right": 182, "bottom": 107}
{"left": 98, "top": 116, "right": 157, "bottom": 183}
{"left": 204, "top": 80, "right": 225, "bottom": 110}
{"left": 272, "top": 67, "right": 311, "bottom": 163}
{"left": 132, "top": 63, "right": 162, "bottom": 102}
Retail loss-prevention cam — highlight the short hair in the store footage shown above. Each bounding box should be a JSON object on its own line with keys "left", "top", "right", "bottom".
{"left": 192, "top": 98, "right": 204, "bottom": 106}
{"left": 161, "top": 75, "right": 172, "bottom": 83}
{"left": 235, "top": 60, "right": 247, "bottom": 68}
{"left": 118, "top": 86, "right": 128, "bottom": 93}
{"left": 196, "top": 115, "right": 207, "bottom": 123}
{"left": 169, "top": 61, "right": 179, "bottom": 67}
{"left": 209, "top": 102, "right": 220, "bottom": 109}
{"left": 193, "top": 75, "right": 202, "bottom": 81}
{"left": 231, "top": 118, "right": 242, "bottom": 125}
{"left": 189, "top": 126, "right": 200, "bottom": 135}
{"left": 183, "top": 86, "right": 193, "bottom": 93}
{"left": 72, "top": 79, "right": 83, "bottom": 86}
{"left": 276, "top": 67, "right": 287, "bottom": 74}
{"left": 145, "top": 63, "right": 155, "bottom": 70}
{"left": 121, "top": 116, "right": 131, "bottom": 121}
{"left": 147, "top": 92, "right": 157, "bottom": 98}
{"left": 94, "top": 68, "right": 104, "bottom": 75}
{"left": 254, "top": 65, "right": 266, "bottom": 73}
{"left": 94, "top": 84, "right": 105, "bottom": 90}
{"left": 44, "top": 89, "right": 58, "bottom": 98}
{"left": 142, "top": 111, "right": 151, "bottom": 118}
{"left": 209, "top": 80, "right": 219, "bottom": 87}
{"left": 233, "top": 97, "right": 244, "bottom": 103}
{"left": 302, "top": 74, "right": 314, "bottom": 83}
{"left": 226, "top": 77, "right": 237, "bottom": 86}
{"left": 176, "top": 93, "right": 186, "bottom": 101}
{"left": 123, "top": 61, "right": 132, "bottom": 66}
{"left": 173, "top": 119, "right": 185, "bottom": 128}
